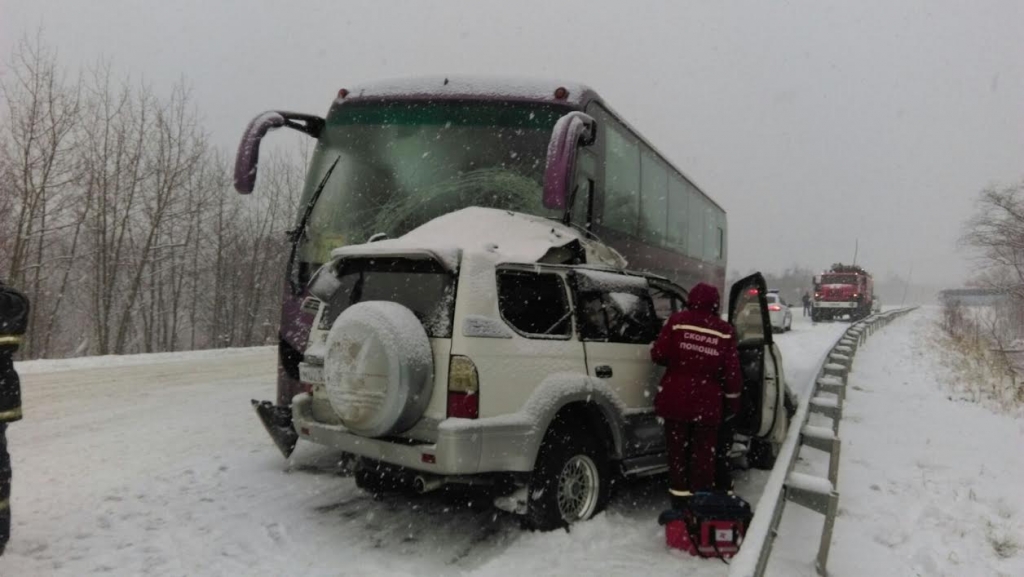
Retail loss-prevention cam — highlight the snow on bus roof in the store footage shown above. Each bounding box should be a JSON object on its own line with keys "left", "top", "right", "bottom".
{"left": 330, "top": 207, "right": 589, "bottom": 270}
{"left": 339, "top": 75, "right": 592, "bottom": 105}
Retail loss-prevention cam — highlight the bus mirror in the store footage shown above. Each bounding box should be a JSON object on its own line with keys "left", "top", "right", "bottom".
{"left": 234, "top": 111, "right": 325, "bottom": 194}
{"left": 234, "top": 112, "right": 286, "bottom": 194}
{"left": 543, "top": 111, "right": 596, "bottom": 210}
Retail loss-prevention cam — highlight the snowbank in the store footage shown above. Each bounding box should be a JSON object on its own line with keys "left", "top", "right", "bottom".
{"left": 827, "top": 309, "right": 1024, "bottom": 575}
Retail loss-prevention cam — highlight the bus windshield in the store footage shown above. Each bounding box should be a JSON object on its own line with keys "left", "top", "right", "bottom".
{"left": 297, "top": 100, "right": 568, "bottom": 264}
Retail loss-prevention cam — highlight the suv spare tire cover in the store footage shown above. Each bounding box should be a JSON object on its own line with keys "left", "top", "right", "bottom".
{"left": 323, "top": 301, "right": 434, "bottom": 438}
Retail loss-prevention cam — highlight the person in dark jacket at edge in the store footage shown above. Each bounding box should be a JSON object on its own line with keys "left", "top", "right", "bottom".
{"left": 651, "top": 282, "right": 742, "bottom": 510}
{"left": 0, "top": 280, "right": 29, "bottom": 556}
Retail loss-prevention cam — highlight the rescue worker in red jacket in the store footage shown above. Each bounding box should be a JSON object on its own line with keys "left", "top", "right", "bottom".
{"left": 651, "top": 282, "right": 742, "bottom": 509}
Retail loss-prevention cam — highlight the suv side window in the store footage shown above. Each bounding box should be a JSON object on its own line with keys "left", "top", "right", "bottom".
{"left": 496, "top": 270, "right": 572, "bottom": 338}
{"left": 577, "top": 289, "right": 658, "bottom": 344}
{"left": 650, "top": 283, "right": 688, "bottom": 325}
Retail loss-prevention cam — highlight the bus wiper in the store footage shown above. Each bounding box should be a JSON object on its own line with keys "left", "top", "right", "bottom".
{"left": 285, "top": 154, "right": 342, "bottom": 294}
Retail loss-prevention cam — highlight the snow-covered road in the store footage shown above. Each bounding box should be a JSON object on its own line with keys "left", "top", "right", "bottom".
{"left": 2, "top": 313, "right": 848, "bottom": 577}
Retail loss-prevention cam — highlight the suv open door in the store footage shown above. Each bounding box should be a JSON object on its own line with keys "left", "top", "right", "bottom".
{"left": 728, "top": 273, "right": 788, "bottom": 468}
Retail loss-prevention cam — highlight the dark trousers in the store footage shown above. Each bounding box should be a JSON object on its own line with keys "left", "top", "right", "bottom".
{"left": 1, "top": 422, "right": 9, "bottom": 554}
{"left": 803, "top": 303, "right": 811, "bottom": 316}
{"left": 714, "top": 420, "right": 736, "bottom": 491}
{"left": 665, "top": 420, "right": 718, "bottom": 496}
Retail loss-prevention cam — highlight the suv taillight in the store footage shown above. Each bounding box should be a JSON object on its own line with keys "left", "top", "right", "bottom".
{"left": 447, "top": 355, "right": 479, "bottom": 419}
{"left": 768, "top": 304, "right": 781, "bottom": 311}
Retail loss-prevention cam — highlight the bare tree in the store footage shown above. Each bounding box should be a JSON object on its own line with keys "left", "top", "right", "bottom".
{"left": 2, "top": 33, "right": 307, "bottom": 359}
{"left": 962, "top": 181, "right": 1024, "bottom": 304}
{"left": 959, "top": 180, "right": 1024, "bottom": 405}
{"left": 118, "top": 81, "right": 206, "bottom": 354}
{"left": 78, "top": 63, "right": 152, "bottom": 355}
{"left": 0, "top": 30, "right": 82, "bottom": 357}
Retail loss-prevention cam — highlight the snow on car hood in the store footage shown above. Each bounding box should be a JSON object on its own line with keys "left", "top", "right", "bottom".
{"left": 329, "top": 207, "right": 627, "bottom": 270}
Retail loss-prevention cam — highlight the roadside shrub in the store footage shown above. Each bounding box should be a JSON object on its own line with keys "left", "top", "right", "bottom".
{"left": 936, "top": 300, "right": 1023, "bottom": 411}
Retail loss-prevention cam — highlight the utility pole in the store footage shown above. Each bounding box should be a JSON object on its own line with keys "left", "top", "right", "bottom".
{"left": 852, "top": 239, "right": 859, "bottom": 267}
{"left": 900, "top": 265, "right": 913, "bottom": 306}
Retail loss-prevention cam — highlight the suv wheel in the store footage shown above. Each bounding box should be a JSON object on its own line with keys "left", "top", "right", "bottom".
{"left": 748, "top": 438, "right": 781, "bottom": 470}
{"left": 353, "top": 459, "right": 405, "bottom": 498}
{"left": 749, "top": 405, "right": 791, "bottom": 470}
{"left": 525, "top": 427, "right": 610, "bottom": 531}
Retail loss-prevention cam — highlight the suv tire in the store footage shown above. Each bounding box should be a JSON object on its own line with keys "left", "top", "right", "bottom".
{"left": 748, "top": 437, "right": 780, "bottom": 470}
{"left": 525, "top": 425, "right": 611, "bottom": 531}
{"left": 353, "top": 459, "right": 405, "bottom": 497}
{"left": 749, "top": 394, "right": 792, "bottom": 470}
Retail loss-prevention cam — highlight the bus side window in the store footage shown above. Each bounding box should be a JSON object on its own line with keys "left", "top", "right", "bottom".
{"left": 601, "top": 120, "right": 640, "bottom": 235}
{"left": 687, "top": 185, "right": 705, "bottom": 260}
{"left": 666, "top": 176, "right": 688, "bottom": 252}
{"left": 639, "top": 150, "right": 668, "bottom": 245}
{"left": 704, "top": 204, "right": 721, "bottom": 262}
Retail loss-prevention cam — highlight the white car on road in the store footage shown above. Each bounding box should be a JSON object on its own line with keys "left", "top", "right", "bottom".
{"left": 767, "top": 291, "right": 793, "bottom": 333}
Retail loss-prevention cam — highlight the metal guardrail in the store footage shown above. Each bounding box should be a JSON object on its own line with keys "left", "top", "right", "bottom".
{"left": 729, "top": 307, "right": 918, "bottom": 577}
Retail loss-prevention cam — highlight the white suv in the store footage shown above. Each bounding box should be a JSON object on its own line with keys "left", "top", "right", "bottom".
{"left": 290, "top": 207, "right": 795, "bottom": 530}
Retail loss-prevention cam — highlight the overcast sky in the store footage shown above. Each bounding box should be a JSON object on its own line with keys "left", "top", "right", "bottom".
{"left": 3, "top": 0, "right": 1022, "bottom": 286}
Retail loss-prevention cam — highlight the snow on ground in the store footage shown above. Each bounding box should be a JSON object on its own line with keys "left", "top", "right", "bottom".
{"left": 1, "top": 314, "right": 847, "bottom": 577}
{"left": 770, "top": 307, "right": 1024, "bottom": 576}
{"left": 15, "top": 346, "right": 275, "bottom": 375}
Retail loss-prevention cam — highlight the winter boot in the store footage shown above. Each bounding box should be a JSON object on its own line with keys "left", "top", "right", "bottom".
{"left": 671, "top": 493, "right": 692, "bottom": 511}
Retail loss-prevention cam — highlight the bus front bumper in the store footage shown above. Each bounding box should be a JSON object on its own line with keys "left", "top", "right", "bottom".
{"left": 252, "top": 399, "right": 299, "bottom": 458}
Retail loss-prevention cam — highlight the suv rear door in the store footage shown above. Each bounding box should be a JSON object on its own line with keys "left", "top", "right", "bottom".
{"left": 728, "top": 273, "right": 784, "bottom": 439}
{"left": 304, "top": 255, "right": 461, "bottom": 436}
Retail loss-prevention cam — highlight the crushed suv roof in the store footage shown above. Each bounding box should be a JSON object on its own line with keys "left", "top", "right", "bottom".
{"left": 330, "top": 207, "right": 626, "bottom": 270}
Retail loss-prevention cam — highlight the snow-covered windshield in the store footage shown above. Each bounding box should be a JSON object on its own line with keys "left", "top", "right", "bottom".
{"left": 296, "top": 101, "right": 567, "bottom": 265}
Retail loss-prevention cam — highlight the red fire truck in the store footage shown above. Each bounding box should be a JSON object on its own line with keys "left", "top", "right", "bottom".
{"left": 812, "top": 264, "right": 874, "bottom": 321}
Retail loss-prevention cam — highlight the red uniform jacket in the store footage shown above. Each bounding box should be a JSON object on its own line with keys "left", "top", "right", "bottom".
{"left": 651, "top": 283, "right": 743, "bottom": 424}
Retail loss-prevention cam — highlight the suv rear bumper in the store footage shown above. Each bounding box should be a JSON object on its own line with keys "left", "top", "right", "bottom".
{"left": 291, "top": 394, "right": 536, "bottom": 476}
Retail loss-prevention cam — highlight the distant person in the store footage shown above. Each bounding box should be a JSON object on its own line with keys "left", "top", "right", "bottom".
{"left": 802, "top": 291, "right": 812, "bottom": 317}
